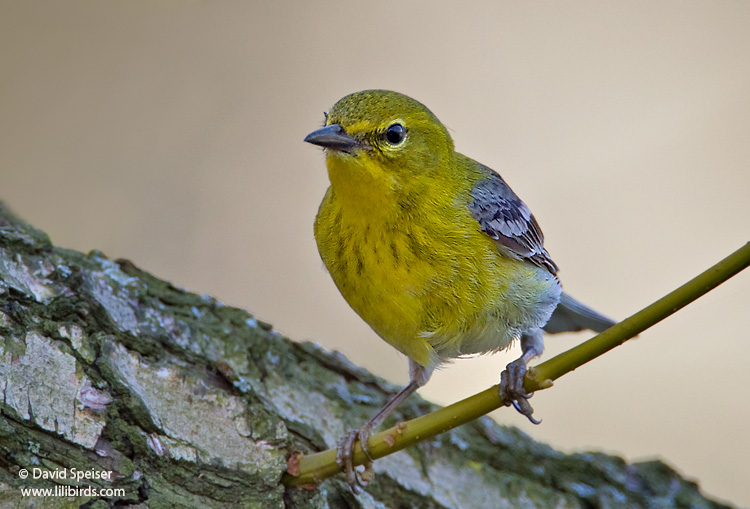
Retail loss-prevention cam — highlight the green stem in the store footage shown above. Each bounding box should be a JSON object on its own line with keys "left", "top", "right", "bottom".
{"left": 283, "top": 242, "right": 750, "bottom": 487}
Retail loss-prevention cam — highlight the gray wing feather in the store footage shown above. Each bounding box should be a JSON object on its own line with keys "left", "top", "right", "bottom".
{"left": 469, "top": 168, "right": 558, "bottom": 274}
{"left": 469, "top": 167, "right": 615, "bottom": 334}
{"left": 543, "top": 292, "right": 616, "bottom": 334}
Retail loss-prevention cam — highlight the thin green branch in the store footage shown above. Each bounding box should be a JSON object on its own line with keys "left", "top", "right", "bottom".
{"left": 284, "top": 242, "right": 750, "bottom": 487}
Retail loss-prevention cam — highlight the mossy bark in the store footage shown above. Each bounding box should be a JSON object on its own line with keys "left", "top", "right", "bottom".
{"left": 0, "top": 203, "right": 731, "bottom": 508}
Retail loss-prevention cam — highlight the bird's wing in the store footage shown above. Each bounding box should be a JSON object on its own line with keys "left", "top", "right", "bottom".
{"left": 469, "top": 167, "right": 558, "bottom": 275}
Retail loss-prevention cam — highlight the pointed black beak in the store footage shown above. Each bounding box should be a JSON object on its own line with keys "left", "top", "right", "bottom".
{"left": 304, "top": 124, "right": 359, "bottom": 152}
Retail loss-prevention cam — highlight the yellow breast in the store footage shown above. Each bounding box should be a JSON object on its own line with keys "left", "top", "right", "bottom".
{"left": 314, "top": 154, "right": 559, "bottom": 369}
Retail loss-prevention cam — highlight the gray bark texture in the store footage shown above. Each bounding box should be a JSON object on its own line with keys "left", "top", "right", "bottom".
{"left": 0, "top": 202, "right": 731, "bottom": 509}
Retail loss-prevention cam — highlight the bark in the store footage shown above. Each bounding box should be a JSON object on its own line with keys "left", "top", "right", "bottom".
{"left": 0, "top": 203, "right": 731, "bottom": 509}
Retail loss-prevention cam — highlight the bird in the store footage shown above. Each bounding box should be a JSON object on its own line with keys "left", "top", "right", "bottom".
{"left": 305, "top": 90, "right": 615, "bottom": 491}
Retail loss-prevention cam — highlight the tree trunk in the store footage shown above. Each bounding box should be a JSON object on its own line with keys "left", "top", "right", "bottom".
{"left": 0, "top": 203, "right": 730, "bottom": 508}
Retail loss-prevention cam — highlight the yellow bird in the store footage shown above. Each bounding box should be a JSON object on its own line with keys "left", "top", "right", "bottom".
{"left": 305, "top": 90, "right": 614, "bottom": 490}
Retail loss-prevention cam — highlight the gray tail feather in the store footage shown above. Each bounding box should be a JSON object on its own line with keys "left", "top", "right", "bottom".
{"left": 543, "top": 292, "right": 616, "bottom": 334}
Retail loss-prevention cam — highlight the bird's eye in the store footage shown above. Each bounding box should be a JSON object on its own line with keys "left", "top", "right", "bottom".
{"left": 384, "top": 123, "right": 406, "bottom": 145}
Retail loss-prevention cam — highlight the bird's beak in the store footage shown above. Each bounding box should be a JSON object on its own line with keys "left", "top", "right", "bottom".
{"left": 304, "top": 124, "right": 359, "bottom": 152}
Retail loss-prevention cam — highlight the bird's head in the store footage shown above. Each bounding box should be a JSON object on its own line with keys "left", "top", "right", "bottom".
{"left": 305, "top": 90, "right": 455, "bottom": 197}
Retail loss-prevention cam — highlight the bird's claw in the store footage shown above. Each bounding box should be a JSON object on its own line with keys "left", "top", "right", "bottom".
{"left": 500, "top": 357, "right": 541, "bottom": 425}
{"left": 336, "top": 427, "right": 375, "bottom": 493}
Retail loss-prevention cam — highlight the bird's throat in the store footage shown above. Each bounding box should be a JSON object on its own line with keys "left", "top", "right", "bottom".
{"left": 326, "top": 152, "right": 400, "bottom": 217}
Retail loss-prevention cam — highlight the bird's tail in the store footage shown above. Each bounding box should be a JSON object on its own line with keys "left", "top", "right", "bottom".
{"left": 543, "top": 292, "right": 616, "bottom": 334}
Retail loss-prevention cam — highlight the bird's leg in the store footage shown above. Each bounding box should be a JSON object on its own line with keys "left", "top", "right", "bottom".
{"left": 336, "top": 381, "right": 417, "bottom": 491}
{"left": 337, "top": 361, "right": 432, "bottom": 492}
{"left": 500, "top": 329, "right": 543, "bottom": 425}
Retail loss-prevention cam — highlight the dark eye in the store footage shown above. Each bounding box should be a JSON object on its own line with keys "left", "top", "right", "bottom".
{"left": 384, "top": 123, "right": 406, "bottom": 145}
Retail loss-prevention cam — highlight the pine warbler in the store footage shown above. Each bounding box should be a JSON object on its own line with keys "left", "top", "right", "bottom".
{"left": 305, "top": 90, "right": 614, "bottom": 490}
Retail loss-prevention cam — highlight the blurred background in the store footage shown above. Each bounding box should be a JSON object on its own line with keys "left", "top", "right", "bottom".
{"left": 2, "top": 1, "right": 749, "bottom": 505}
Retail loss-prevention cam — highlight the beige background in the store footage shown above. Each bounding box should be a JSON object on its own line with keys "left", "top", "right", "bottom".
{"left": 2, "top": 1, "right": 749, "bottom": 505}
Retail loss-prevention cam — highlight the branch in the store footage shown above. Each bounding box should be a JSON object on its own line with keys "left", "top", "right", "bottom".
{"left": 285, "top": 242, "right": 750, "bottom": 486}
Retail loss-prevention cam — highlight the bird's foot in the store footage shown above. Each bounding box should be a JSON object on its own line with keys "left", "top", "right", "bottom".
{"left": 499, "top": 356, "right": 541, "bottom": 425}
{"left": 336, "top": 426, "right": 375, "bottom": 493}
